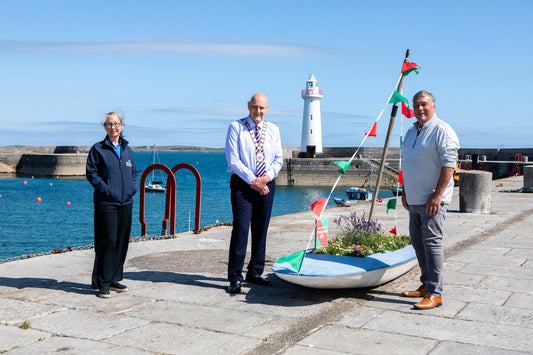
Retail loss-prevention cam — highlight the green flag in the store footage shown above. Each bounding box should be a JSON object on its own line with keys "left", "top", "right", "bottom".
{"left": 275, "top": 250, "right": 305, "bottom": 272}
{"left": 386, "top": 198, "right": 397, "bottom": 213}
{"left": 388, "top": 91, "right": 409, "bottom": 105}
{"left": 334, "top": 161, "right": 351, "bottom": 174}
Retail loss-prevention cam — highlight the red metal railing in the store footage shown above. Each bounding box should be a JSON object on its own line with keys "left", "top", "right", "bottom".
{"left": 139, "top": 164, "right": 176, "bottom": 236}
{"left": 139, "top": 163, "right": 203, "bottom": 236}
{"left": 171, "top": 163, "right": 202, "bottom": 234}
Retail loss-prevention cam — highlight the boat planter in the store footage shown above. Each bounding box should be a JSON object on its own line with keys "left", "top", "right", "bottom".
{"left": 272, "top": 245, "right": 416, "bottom": 289}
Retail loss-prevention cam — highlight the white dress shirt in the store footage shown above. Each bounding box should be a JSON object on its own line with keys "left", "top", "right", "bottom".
{"left": 225, "top": 116, "right": 283, "bottom": 184}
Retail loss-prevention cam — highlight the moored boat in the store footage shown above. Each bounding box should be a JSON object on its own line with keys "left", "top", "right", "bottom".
{"left": 345, "top": 187, "right": 373, "bottom": 201}
{"left": 145, "top": 145, "right": 166, "bottom": 193}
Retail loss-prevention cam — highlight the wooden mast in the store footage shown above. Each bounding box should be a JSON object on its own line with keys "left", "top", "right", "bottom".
{"left": 368, "top": 49, "right": 411, "bottom": 221}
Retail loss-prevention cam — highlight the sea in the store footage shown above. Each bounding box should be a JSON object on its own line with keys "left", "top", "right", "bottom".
{"left": 0, "top": 151, "right": 392, "bottom": 261}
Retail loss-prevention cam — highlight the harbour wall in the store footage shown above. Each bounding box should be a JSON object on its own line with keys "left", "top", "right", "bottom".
{"left": 0, "top": 146, "right": 532, "bottom": 182}
{"left": 0, "top": 146, "right": 88, "bottom": 176}
{"left": 277, "top": 147, "right": 400, "bottom": 187}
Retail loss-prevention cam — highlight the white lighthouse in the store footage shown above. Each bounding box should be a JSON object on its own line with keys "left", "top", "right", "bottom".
{"left": 300, "top": 74, "right": 323, "bottom": 157}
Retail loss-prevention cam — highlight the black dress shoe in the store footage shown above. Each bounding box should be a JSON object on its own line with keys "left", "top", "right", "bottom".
{"left": 110, "top": 282, "right": 128, "bottom": 293}
{"left": 245, "top": 275, "right": 270, "bottom": 286}
{"left": 227, "top": 281, "right": 242, "bottom": 294}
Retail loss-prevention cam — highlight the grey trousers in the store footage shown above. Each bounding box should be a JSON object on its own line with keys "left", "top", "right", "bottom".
{"left": 408, "top": 204, "right": 448, "bottom": 297}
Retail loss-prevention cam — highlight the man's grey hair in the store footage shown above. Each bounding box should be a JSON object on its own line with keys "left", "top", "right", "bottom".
{"left": 413, "top": 91, "right": 436, "bottom": 104}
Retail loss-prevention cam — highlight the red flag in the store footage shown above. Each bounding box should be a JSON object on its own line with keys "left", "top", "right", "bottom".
{"left": 311, "top": 199, "right": 327, "bottom": 217}
{"left": 365, "top": 122, "right": 377, "bottom": 137}
{"left": 401, "top": 101, "right": 414, "bottom": 118}
{"left": 399, "top": 171, "right": 404, "bottom": 185}
{"left": 316, "top": 218, "right": 328, "bottom": 248}
{"left": 401, "top": 62, "right": 421, "bottom": 75}
{"left": 389, "top": 226, "right": 397, "bottom": 235}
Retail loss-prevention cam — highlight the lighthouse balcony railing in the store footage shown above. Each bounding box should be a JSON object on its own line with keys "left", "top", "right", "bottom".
{"left": 301, "top": 89, "right": 323, "bottom": 96}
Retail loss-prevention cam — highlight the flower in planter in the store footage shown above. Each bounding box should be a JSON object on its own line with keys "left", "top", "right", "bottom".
{"left": 313, "top": 212, "right": 410, "bottom": 258}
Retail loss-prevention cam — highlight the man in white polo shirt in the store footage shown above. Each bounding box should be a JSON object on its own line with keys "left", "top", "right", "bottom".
{"left": 401, "top": 91, "right": 460, "bottom": 309}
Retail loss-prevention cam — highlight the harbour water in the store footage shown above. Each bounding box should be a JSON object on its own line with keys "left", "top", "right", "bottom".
{"left": 0, "top": 151, "right": 392, "bottom": 260}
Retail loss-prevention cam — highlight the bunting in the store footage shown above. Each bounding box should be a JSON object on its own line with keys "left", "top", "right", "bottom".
{"left": 388, "top": 91, "right": 409, "bottom": 105}
{"left": 386, "top": 198, "right": 397, "bottom": 213}
{"left": 389, "top": 226, "right": 397, "bottom": 235}
{"left": 334, "top": 161, "right": 351, "bottom": 174}
{"left": 399, "top": 171, "right": 404, "bottom": 184}
{"left": 311, "top": 199, "right": 327, "bottom": 217}
{"left": 402, "top": 62, "right": 421, "bottom": 76}
{"left": 401, "top": 101, "right": 415, "bottom": 118}
{"left": 365, "top": 122, "right": 377, "bottom": 137}
{"left": 316, "top": 218, "right": 328, "bottom": 248}
{"left": 275, "top": 250, "right": 305, "bottom": 272}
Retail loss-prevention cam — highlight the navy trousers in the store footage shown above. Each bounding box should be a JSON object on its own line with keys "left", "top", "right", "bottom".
{"left": 228, "top": 174, "right": 275, "bottom": 282}
{"left": 92, "top": 203, "right": 132, "bottom": 289}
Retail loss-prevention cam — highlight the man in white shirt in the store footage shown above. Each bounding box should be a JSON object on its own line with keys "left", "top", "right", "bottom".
{"left": 225, "top": 93, "right": 283, "bottom": 294}
{"left": 401, "top": 91, "right": 460, "bottom": 309}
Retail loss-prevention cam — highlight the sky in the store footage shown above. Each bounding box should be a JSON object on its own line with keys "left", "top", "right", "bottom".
{"left": 1, "top": 0, "right": 532, "bottom": 149}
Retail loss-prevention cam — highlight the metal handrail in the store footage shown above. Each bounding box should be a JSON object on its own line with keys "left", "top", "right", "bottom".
{"left": 171, "top": 163, "right": 202, "bottom": 233}
{"left": 139, "top": 164, "right": 177, "bottom": 236}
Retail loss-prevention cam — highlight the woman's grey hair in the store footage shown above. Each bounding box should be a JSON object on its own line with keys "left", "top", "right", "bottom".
{"left": 103, "top": 111, "right": 124, "bottom": 126}
{"left": 413, "top": 91, "right": 436, "bottom": 104}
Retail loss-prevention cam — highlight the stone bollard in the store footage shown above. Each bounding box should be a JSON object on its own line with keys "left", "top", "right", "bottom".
{"left": 458, "top": 170, "right": 492, "bottom": 213}
{"left": 524, "top": 166, "right": 533, "bottom": 193}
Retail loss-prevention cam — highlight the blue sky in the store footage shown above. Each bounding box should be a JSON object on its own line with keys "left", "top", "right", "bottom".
{"left": 1, "top": 0, "right": 531, "bottom": 149}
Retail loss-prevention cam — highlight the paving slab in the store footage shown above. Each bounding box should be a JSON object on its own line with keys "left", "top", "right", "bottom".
{"left": 123, "top": 300, "right": 273, "bottom": 333}
{"left": 0, "top": 325, "right": 49, "bottom": 353}
{"left": 104, "top": 321, "right": 261, "bottom": 354}
{"left": 363, "top": 310, "right": 533, "bottom": 353}
{"left": 8, "top": 336, "right": 148, "bottom": 355}
{"left": 457, "top": 303, "right": 533, "bottom": 328}
{"left": 505, "top": 292, "right": 533, "bottom": 310}
{"left": 479, "top": 274, "right": 533, "bottom": 293}
{"left": 28, "top": 309, "right": 149, "bottom": 340}
{"left": 429, "top": 341, "right": 531, "bottom": 355}
{"left": 444, "top": 284, "right": 511, "bottom": 305}
{"left": 0, "top": 298, "right": 65, "bottom": 325}
{"left": 297, "top": 325, "right": 437, "bottom": 354}
{"left": 126, "top": 278, "right": 228, "bottom": 305}
{"left": 283, "top": 345, "right": 351, "bottom": 354}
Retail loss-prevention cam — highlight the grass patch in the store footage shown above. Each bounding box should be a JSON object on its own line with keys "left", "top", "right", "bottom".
{"left": 19, "top": 320, "right": 32, "bottom": 329}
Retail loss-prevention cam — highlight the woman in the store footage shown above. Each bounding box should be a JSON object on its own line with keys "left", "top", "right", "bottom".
{"left": 86, "top": 112, "right": 137, "bottom": 298}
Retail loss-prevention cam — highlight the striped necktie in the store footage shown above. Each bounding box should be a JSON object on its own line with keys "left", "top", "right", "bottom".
{"left": 255, "top": 126, "right": 266, "bottom": 177}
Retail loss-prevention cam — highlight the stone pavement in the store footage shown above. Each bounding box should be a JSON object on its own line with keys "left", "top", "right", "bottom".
{"left": 1, "top": 176, "right": 532, "bottom": 354}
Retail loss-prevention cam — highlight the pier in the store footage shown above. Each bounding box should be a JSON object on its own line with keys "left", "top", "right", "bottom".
{"left": 1, "top": 146, "right": 532, "bottom": 186}
{"left": 1, "top": 175, "right": 531, "bottom": 353}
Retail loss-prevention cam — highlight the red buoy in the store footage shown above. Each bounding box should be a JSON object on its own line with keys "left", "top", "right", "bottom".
{"left": 36, "top": 197, "right": 42, "bottom": 202}
{"left": 24, "top": 180, "right": 28, "bottom": 185}
{"left": 67, "top": 201, "right": 71, "bottom": 206}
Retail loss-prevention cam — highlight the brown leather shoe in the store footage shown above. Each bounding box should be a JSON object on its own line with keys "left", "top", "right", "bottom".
{"left": 402, "top": 284, "right": 426, "bottom": 297}
{"left": 414, "top": 294, "right": 442, "bottom": 309}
